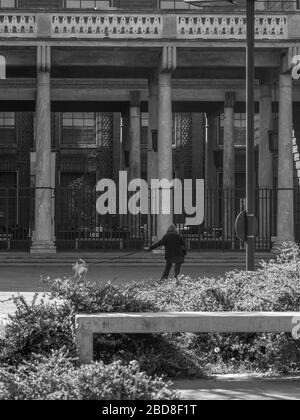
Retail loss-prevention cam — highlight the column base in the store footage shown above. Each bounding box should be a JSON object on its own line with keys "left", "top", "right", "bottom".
{"left": 271, "top": 238, "right": 295, "bottom": 254}
{"left": 30, "top": 241, "right": 56, "bottom": 255}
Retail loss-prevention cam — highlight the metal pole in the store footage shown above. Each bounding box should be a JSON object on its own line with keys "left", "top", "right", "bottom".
{"left": 246, "top": 0, "right": 256, "bottom": 271}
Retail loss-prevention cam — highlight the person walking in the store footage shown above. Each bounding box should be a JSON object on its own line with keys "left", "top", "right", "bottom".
{"left": 149, "top": 225, "right": 187, "bottom": 280}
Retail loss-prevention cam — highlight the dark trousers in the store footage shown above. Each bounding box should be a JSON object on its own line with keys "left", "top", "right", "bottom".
{"left": 161, "top": 259, "right": 182, "bottom": 280}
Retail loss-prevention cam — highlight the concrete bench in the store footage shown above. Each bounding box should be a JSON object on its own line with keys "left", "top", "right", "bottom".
{"left": 75, "top": 312, "right": 300, "bottom": 364}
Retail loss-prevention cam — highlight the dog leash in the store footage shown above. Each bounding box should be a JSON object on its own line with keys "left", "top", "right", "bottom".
{"left": 93, "top": 252, "right": 137, "bottom": 266}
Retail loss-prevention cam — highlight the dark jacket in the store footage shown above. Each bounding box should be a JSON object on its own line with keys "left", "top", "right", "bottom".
{"left": 149, "top": 232, "right": 187, "bottom": 260}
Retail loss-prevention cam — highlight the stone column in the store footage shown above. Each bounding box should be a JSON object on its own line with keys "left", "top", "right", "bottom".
{"left": 223, "top": 92, "right": 236, "bottom": 188}
{"left": 113, "top": 112, "right": 121, "bottom": 184}
{"left": 148, "top": 74, "right": 159, "bottom": 242}
{"left": 157, "top": 46, "right": 176, "bottom": 239}
{"left": 192, "top": 113, "right": 205, "bottom": 181}
{"left": 31, "top": 45, "right": 56, "bottom": 254}
{"left": 259, "top": 84, "right": 273, "bottom": 247}
{"left": 205, "top": 114, "right": 218, "bottom": 189}
{"left": 205, "top": 113, "right": 218, "bottom": 229}
{"left": 148, "top": 74, "right": 158, "bottom": 184}
{"left": 223, "top": 92, "right": 236, "bottom": 246}
{"left": 259, "top": 84, "right": 273, "bottom": 188}
{"left": 273, "top": 73, "right": 294, "bottom": 250}
{"left": 129, "top": 91, "right": 141, "bottom": 181}
{"left": 128, "top": 91, "right": 141, "bottom": 238}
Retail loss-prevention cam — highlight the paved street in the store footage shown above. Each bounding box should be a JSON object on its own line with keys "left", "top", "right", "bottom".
{"left": 0, "top": 264, "right": 234, "bottom": 293}
{"left": 174, "top": 375, "right": 300, "bottom": 400}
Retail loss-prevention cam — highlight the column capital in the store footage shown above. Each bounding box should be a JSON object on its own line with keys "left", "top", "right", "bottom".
{"left": 129, "top": 91, "right": 141, "bottom": 108}
{"left": 37, "top": 44, "right": 51, "bottom": 73}
{"left": 224, "top": 92, "right": 236, "bottom": 108}
{"left": 160, "top": 46, "right": 177, "bottom": 74}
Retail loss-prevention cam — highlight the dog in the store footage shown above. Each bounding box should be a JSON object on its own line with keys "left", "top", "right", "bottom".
{"left": 72, "top": 259, "right": 88, "bottom": 282}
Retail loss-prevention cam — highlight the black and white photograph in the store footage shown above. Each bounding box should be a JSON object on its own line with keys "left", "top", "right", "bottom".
{"left": 0, "top": 0, "right": 300, "bottom": 405}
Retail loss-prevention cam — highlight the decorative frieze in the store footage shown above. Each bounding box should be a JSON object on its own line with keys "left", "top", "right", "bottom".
{"left": 52, "top": 15, "right": 163, "bottom": 38}
{"left": 0, "top": 15, "right": 36, "bottom": 37}
{"left": 177, "top": 15, "right": 288, "bottom": 40}
{"left": 0, "top": 13, "right": 291, "bottom": 40}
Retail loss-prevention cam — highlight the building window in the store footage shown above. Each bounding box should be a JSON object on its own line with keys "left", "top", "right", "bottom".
{"left": 219, "top": 113, "right": 247, "bottom": 147}
{"left": 160, "top": 0, "right": 199, "bottom": 9}
{"left": 297, "top": 0, "right": 300, "bottom": 10}
{"left": 0, "top": 0, "right": 17, "bottom": 8}
{"left": 0, "top": 112, "right": 15, "bottom": 128}
{"left": 65, "top": 0, "right": 112, "bottom": 9}
{"left": 0, "top": 112, "right": 16, "bottom": 146}
{"left": 266, "top": 0, "right": 296, "bottom": 11}
{"left": 62, "top": 112, "right": 96, "bottom": 145}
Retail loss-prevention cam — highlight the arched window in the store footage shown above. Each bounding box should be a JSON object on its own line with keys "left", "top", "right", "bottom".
{"left": 0, "top": 56, "right": 6, "bottom": 80}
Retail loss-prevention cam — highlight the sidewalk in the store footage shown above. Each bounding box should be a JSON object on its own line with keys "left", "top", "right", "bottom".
{"left": 0, "top": 264, "right": 245, "bottom": 293}
{"left": 0, "top": 251, "right": 273, "bottom": 267}
{"left": 174, "top": 375, "right": 300, "bottom": 400}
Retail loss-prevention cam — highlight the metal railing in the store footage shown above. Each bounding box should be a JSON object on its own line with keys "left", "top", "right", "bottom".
{"left": 0, "top": 187, "right": 34, "bottom": 251}
{"left": 56, "top": 186, "right": 275, "bottom": 252}
{"left": 0, "top": 186, "right": 299, "bottom": 252}
{"left": 55, "top": 187, "right": 150, "bottom": 251}
{"left": 173, "top": 187, "right": 274, "bottom": 252}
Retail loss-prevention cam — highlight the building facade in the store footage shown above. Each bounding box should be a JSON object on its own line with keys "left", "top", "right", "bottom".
{"left": 0, "top": 0, "right": 299, "bottom": 253}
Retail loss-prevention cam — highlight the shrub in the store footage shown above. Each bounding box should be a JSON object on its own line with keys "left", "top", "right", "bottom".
{"left": 0, "top": 295, "right": 76, "bottom": 364}
{"left": 0, "top": 280, "right": 204, "bottom": 377}
{"left": 133, "top": 243, "right": 300, "bottom": 373}
{"left": 0, "top": 351, "right": 179, "bottom": 400}
{"left": 94, "top": 333, "right": 204, "bottom": 379}
{"left": 1, "top": 243, "right": 300, "bottom": 376}
{"left": 136, "top": 246, "right": 300, "bottom": 313}
{"left": 76, "top": 359, "right": 179, "bottom": 400}
{"left": 44, "top": 277, "right": 156, "bottom": 314}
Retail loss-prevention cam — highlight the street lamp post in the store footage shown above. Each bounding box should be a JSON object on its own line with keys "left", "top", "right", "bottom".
{"left": 185, "top": 0, "right": 257, "bottom": 271}
{"left": 245, "top": 0, "right": 256, "bottom": 272}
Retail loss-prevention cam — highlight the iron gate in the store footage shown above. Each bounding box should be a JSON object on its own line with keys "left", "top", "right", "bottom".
{"left": 55, "top": 187, "right": 151, "bottom": 251}
{"left": 0, "top": 186, "right": 292, "bottom": 252}
{"left": 55, "top": 186, "right": 274, "bottom": 252}
{"left": 0, "top": 187, "right": 34, "bottom": 251}
{"left": 174, "top": 187, "right": 274, "bottom": 252}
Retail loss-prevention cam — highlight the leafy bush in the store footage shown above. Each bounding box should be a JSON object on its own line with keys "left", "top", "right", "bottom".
{"left": 1, "top": 242, "right": 300, "bottom": 377}
{"left": 0, "top": 280, "right": 203, "bottom": 378}
{"left": 134, "top": 242, "right": 300, "bottom": 373}
{"left": 137, "top": 243, "right": 300, "bottom": 313}
{"left": 45, "top": 277, "right": 156, "bottom": 314}
{"left": 0, "top": 295, "right": 76, "bottom": 365}
{"left": 0, "top": 351, "right": 179, "bottom": 400}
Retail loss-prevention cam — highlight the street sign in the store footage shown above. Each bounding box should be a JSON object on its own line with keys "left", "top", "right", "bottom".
{"left": 235, "top": 210, "right": 247, "bottom": 242}
{"left": 235, "top": 210, "right": 259, "bottom": 243}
